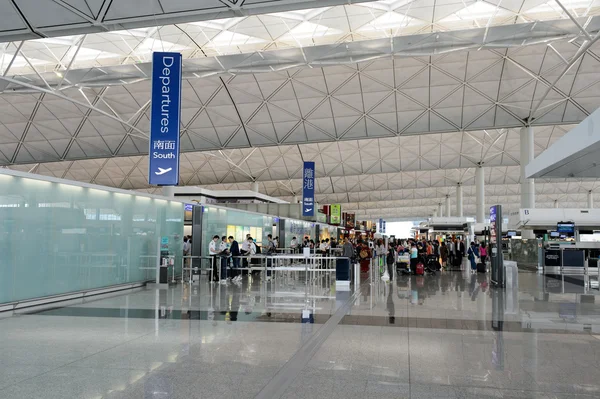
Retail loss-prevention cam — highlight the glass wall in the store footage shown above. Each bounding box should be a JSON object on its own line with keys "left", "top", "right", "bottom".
{"left": 0, "top": 171, "right": 183, "bottom": 305}
{"left": 201, "top": 206, "right": 274, "bottom": 253}
{"left": 284, "top": 219, "right": 316, "bottom": 248}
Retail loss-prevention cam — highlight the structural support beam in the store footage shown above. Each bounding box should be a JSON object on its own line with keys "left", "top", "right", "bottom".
{"left": 521, "top": 126, "right": 535, "bottom": 238}
{"left": 438, "top": 203, "right": 443, "bottom": 217}
{"left": 588, "top": 191, "right": 594, "bottom": 209}
{"left": 162, "top": 186, "right": 175, "bottom": 198}
{"left": 554, "top": 199, "right": 559, "bottom": 208}
{"left": 445, "top": 195, "right": 451, "bottom": 218}
{"left": 456, "top": 183, "right": 463, "bottom": 217}
{"left": 252, "top": 181, "right": 259, "bottom": 193}
{"left": 475, "top": 166, "right": 485, "bottom": 223}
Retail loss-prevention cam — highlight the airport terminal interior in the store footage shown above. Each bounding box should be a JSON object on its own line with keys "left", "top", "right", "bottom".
{"left": 2, "top": 0, "right": 600, "bottom": 398}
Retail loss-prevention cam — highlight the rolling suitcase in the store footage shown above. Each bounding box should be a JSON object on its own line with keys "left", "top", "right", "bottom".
{"left": 416, "top": 262, "right": 424, "bottom": 276}
{"left": 477, "top": 263, "right": 486, "bottom": 273}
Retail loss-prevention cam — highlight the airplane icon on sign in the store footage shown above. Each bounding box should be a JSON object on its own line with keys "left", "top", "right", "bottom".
{"left": 155, "top": 167, "right": 172, "bottom": 176}
{"left": 304, "top": 208, "right": 313, "bottom": 213}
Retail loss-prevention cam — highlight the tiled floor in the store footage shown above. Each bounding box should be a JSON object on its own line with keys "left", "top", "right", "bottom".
{"left": 1, "top": 266, "right": 600, "bottom": 398}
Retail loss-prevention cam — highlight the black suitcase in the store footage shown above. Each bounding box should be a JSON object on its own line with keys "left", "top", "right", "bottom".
{"left": 477, "top": 263, "right": 486, "bottom": 273}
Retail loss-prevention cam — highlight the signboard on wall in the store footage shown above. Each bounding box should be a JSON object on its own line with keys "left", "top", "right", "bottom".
{"left": 317, "top": 210, "right": 327, "bottom": 223}
{"left": 330, "top": 204, "right": 341, "bottom": 225}
{"left": 302, "top": 161, "right": 315, "bottom": 217}
{"left": 345, "top": 213, "right": 355, "bottom": 230}
{"left": 149, "top": 52, "right": 182, "bottom": 186}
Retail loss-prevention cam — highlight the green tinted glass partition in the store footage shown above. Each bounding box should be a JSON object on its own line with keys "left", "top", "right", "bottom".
{"left": 0, "top": 170, "right": 184, "bottom": 305}
{"left": 201, "top": 206, "right": 275, "bottom": 253}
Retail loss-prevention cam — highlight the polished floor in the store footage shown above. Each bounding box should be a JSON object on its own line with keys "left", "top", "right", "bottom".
{"left": 1, "top": 265, "right": 600, "bottom": 399}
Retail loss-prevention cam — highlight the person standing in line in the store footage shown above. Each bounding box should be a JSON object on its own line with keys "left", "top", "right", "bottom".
{"left": 467, "top": 241, "right": 480, "bottom": 273}
{"left": 219, "top": 236, "right": 230, "bottom": 284}
{"left": 479, "top": 243, "right": 487, "bottom": 264}
{"left": 209, "top": 235, "right": 221, "bottom": 283}
{"left": 440, "top": 241, "right": 448, "bottom": 268}
{"left": 386, "top": 244, "right": 396, "bottom": 282}
{"left": 228, "top": 236, "right": 242, "bottom": 284}
{"left": 183, "top": 237, "right": 191, "bottom": 281}
{"left": 290, "top": 236, "right": 298, "bottom": 253}
{"left": 410, "top": 243, "right": 419, "bottom": 274}
{"left": 342, "top": 238, "right": 354, "bottom": 259}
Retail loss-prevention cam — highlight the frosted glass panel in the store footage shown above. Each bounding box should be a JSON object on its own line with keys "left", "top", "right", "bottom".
{"left": 202, "top": 207, "right": 274, "bottom": 253}
{"left": 284, "top": 220, "right": 315, "bottom": 247}
{"left": 0, "top": 172, "right": 184, "bottom": 304}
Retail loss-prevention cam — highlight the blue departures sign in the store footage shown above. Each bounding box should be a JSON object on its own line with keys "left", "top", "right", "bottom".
{"left": 302, "top": 161, "right": 315, "bottom": 217}
{"left": 149, "top": 52, "right": 182, "bottom": 186}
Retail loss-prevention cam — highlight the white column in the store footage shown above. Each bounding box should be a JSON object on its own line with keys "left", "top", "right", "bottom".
{"left": 456, "top": 183, "right": 463, "bottom": 217}
{"left": 433, "top": 210, "right": 438, "bottom": 217}
{"left": 293, "top": 195, "right": 299, "bottom": 204}
{"left": 554, "top": 199, "right": 559, "bottom": 208}
{"left": 475, "top": 166, "right": 485, "bottom": 223}
{"left": 520, "top": 126, "right": 535, "bottom": 239}
{"left": 161, "top": 186, "right": 175, "bottom": 197}
{"left": 588, "top": 191, "right": 594, "bottom": 209}
{"left": 438, "top": 203, "right": 443, "bottom": 217}
{"left": 445, "top": 195, "right": 451, "bottom": 217}
{"left": 252, "top": 181, "right": 259, "bottom": 193}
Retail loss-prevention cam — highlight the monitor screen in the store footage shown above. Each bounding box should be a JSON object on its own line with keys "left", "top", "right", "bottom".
{"left": 507, "top": 231, "right": 517, "bottom": 237}
{"left": 557, "top": 223, "right": 575, "bottom": 234}
{"left": 550, "top": 231, "right": 560, "bottom": 238}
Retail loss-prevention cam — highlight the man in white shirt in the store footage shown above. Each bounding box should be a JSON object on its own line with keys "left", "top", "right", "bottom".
{"left": 290, "top": 237, "right": 298, "bottom": 253}
{"left": 208, "top": 235, "right": 221, "bottom": 283}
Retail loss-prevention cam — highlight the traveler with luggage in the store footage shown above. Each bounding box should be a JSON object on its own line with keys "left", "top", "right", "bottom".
{"left": 409, "top": 243, "right": 419, "bottom": 274}
{"left": 479, "top": 243, "right": 487, "bottom": 264}
{"left": 467, "top": 241, "right": 480, "bottom": 274}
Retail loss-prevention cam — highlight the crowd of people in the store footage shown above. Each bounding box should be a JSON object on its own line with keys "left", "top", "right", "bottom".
{"left": 194, "top": 232, "right": 489, "bottom": 286}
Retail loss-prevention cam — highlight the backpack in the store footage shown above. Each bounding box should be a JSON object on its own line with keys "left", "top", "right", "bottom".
{"left": 386, "top": 250, "right": 395, "bottom": 264}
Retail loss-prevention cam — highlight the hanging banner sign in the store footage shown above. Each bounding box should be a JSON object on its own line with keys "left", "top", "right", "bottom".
{"left": 330, "top": 204, "right": 342, "bottom": 225}
{"left": 149, "top": 52, "right": 182, "bottom": 186}
{"left": 302, "top": 161, "right": 315, "bottom": 217}
{"left": 345, "top": 213, "right": 355, "bottom": 230}
{"left": 383, "top": 220, "right": 386, "bottom": 234}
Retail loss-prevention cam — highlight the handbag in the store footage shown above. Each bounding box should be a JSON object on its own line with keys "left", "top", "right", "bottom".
{"left": 381, "top": 271, "right": 390, "bottom": 281}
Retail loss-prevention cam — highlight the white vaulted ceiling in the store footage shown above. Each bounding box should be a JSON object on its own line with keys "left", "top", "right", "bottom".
{"left": 1, "top": 0, "right": 600, "bottom": 219}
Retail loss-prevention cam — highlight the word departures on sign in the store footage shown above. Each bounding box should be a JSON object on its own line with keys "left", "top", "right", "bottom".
{"left": 149, "top": 52, "right": 182, "bottom": 186}
{"left": 302, "top": 161, "right": 315, "bottom": 217}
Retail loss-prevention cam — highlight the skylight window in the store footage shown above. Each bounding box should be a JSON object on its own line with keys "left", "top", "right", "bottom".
{"left": 441, "top": 1, "right": 511, "bottom": 23}
{"left": 134, "top": 38, "right": 190, "bottom": 54}
{"left": 0, "top": 54, "right": 50, "bottom": 69}
{"left": 358, "top": 11, "right": 417, "bottom": 31}
{"left": 207, "top": 31, "right": 266, "bottom": 47}
{"left": 279, "top": 21, "right": 343, "bottom": 41}
{"left": 525, "top": 0, "right": 592, "bottom": 15}
{"left": 189, "top": 17, "right": 246, "bottom": 31}
{"left": 269, "top": 7, "right": 330, "bottom": 21}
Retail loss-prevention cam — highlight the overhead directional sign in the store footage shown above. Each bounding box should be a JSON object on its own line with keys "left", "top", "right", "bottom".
{"left": 302, "top": 161, "right": 315, "bottom": 217}
{"left": 149, "top": 52, "right": 182, "bottom": 186}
